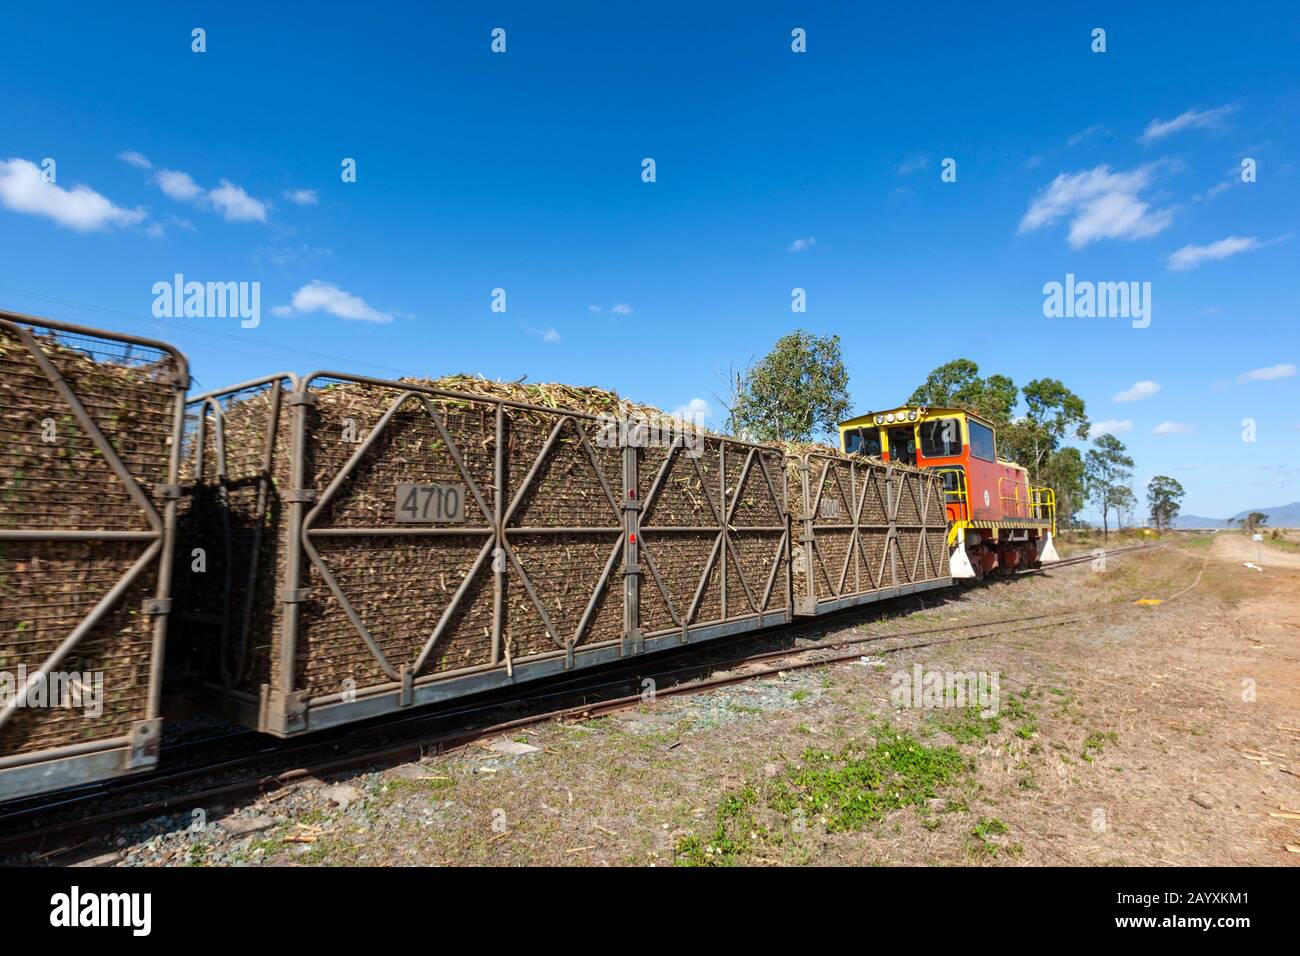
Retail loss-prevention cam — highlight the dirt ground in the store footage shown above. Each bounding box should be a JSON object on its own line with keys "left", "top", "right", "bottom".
{"left": 57, "top": 533, "right": 1300, "bottom": 867}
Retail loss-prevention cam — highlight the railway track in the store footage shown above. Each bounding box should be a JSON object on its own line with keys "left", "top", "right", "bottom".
{"left": 0, "top": 542, "right": 1165, "bottom": 859}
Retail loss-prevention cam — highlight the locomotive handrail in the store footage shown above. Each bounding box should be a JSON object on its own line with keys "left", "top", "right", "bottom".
{"left": 1029, "top": 485, "right": 1057, "bottom": 534}
{"left": 998, "top": 476, "right": 1029, "bottom": 519}
{"left": 934, "top": 466, "right": 968, "bottom": 511}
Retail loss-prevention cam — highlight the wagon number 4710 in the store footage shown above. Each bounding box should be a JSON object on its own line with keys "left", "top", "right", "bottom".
{"left": 395, "top": 483, "right": 467, "bottom": 523}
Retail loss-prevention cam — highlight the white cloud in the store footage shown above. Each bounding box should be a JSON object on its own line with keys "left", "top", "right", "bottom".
{"left": 1167, "top": 235, "right": 1258, "bottom": 271}
{"left": 1197, "top": 179, "right": 1235, "bottom": 202}
{"left": 1066, "top": 125, "right": 1105, "bottom": 148}
{"left": 522, "top": 325, "right": 561, "bottom": 343}
{"left": 610, "top": 303, "right": 633, "bottom": 316}
{"left": 284, "top": 188, "right": 318, "bottom": 206}
{"left": 1088, "top": 419, "right": 1133, "bottom": 439}
{"left": 786, "top": 237, "right": 816, "bottom": 252}
{"left": 1237, "top": 363, "right": 1296, "bottom": 384}
{"left": 118, "top": 150, "right": 152, "bottom": 169}
{"left": 155, "top": 168, "right": 270, "bottom": 222}
{"left": 208, "top": 179, "right": 269, "bottom": 222}
{"left": 278, "top": 280, "right": 394, "bottom": 323}
{"left": 1018, "top": 164, "right": 1173, "bottom": 248}
{"left": 0, "top": 158, "right": 146, "bottom": 232}
{"left": 1139, "top": 105, "right": 1236, "bottom": 145}
{"left": 1113, "top": 380, "right": 1161, "bottom": 403}
{"left": 588, "top": 304, "right": 602, "bottom": 313}
{"left": 1168, "top": 233, "right": 1290, "bottom": 271}
{"left": 1152, "top": 422, "right": 1195, "bottom": 435}
{"left": 897, "top": 155, "right": 928, "bottom": 176}
{"left": 672, "top": 397, "right": 712, "bottom": 425}
{"left": 155, "top": 169, "right": 205, "bottom": 201}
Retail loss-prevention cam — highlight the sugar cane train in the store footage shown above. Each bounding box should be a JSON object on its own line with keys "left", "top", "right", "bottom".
{"left": 0, "top": 311, "right": 1056, "bottom": 801}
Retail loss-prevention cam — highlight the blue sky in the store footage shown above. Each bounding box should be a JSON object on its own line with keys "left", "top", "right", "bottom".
{"left": 1, "top": 2, "right": 1297, "bottom": 520}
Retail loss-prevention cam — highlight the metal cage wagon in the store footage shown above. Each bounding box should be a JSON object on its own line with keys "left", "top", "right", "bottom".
{"left": 0, "top": 311, "right": 188, "bottom": 800}
{"left": 178, "top": 371, "right": 794, "bottom": 736}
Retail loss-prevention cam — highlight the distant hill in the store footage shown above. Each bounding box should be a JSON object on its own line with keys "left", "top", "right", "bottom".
{"left": 1172, "top": 501, "right": 1300, "bottom": 529}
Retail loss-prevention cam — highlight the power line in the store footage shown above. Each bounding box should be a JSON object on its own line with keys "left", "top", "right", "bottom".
{"left": 0, "top": 285, "right": 414, "bottom": 378}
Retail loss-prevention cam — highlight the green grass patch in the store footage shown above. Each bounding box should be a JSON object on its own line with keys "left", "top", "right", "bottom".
{"left": 675, "top": 724, "right": 971, "bottom": 865}
{"left": 1002, "top": 692, "right": 1040, "bottom": 740}
{"left": 968, "top": 817, "right": 1022, "bottom": 859}
{"left": 1081, "top": 730, "right": 1119, "bottom": 762}
{"left": 927, "top": 705, "right": 1002, "bottom": 744}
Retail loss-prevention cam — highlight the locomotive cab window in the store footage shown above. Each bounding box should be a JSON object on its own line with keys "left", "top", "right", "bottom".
{"left": 920, "top": 417, "right": 963, "bottom": 458}
{"left": 968, "top": 420, "right": 996, "bottom": 461}
{"left": 886, "top": 426, "right": 917, "bottom": 466}
{"left": 845, "top": 427, "right": 882, "bottom": 457}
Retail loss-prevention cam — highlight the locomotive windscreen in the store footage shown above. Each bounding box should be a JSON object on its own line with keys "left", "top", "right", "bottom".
{"left": 845, "top": 427, "right": 882, "bottom": 457}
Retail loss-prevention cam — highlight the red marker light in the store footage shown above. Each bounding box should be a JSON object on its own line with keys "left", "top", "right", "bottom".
{"left": 629, "top": 533, "right": 637, "bottom": 543}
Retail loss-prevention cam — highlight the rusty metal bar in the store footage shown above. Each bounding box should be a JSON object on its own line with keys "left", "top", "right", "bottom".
{"left": 279, "top": 377, "right": 311, "bottom": 699}
{"left": 148, "top": 367, "right": 188, "bottom": 720}
{"left": 500, "top": 539, "right": 563, "bottom": 650}
{"left": 636, "top": 538, "right": 683, "bottom": 629}
{"left": 501, "top": 415, "right": 570, "bottom": 527}
{"left": 573, "top": 535, "right": 624, "bottom": 648}
{"left": 799, "top": 454, "right": 815, "bottom": 610}
{"left": 758, "top": 529, "right": 787, "bottom": 612}
{"left": 198, "top": 397, "right": 237, "bottom": 687}
{"left": 296, "top": 530, "right": 400, "bottom": 681}
{"left": 621, "top": 438, "right": 639, "bottom": 654}
{"left": 412, "top": 537, "right": 498, "bottom": 675}
{"left": 232, "top": 380, "right": 285, "bottom": 685}
{"left": 720, "top": 442, "right": 728, "bottom": 619}
{"left": 685, "top": 534, "right": 724, "bottom": 626}
{"left": 491, "top": 403, "right": 505, "bottom": 666}
{"left": 0, "top": 530, "right": 157, "bottom": 541}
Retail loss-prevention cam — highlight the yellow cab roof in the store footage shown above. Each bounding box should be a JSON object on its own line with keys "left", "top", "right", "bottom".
{"left": 839, "top": 405, "right": 994, "bottom": 429}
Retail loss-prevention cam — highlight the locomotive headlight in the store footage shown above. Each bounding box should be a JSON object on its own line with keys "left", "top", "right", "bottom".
{"left": 907, "top": 411, "right": 918, "bottom": 421}
{"left": 874, "top": 415, "right": 883, "bottom": 425}
{"left": 885, "top": 413, "right": 895, "bottom": 423}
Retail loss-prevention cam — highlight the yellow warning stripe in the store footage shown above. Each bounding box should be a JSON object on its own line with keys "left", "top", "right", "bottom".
{"left": 947, "top": 518, "right": 1053, "bottom": 546}
{"left": 965, "top": 519, "right": 1053, "bottom": 529}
